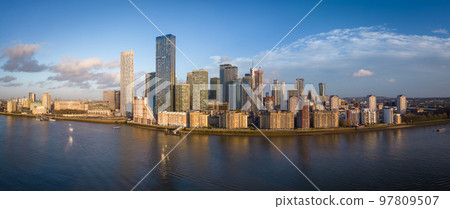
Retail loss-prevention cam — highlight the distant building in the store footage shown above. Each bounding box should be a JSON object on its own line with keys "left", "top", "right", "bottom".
{"left": 103, "top": 90, "right": 120, "bottom": 110}
{"left": 396, "top": 95, "right": 407, "bottom": 114}
{"left": 346, "top": 109, "right": 361, "bottom": 126}
{"left": 220, "top": 64, "right": 238, "bottom": 102}
{"left": 146, "top": 72, "right": 156, "bottom": 110}
{"left": 120, "top": 50, "right": 134, "bottom": 116}
{"left": 156, "top": 34, "right": 176, "bottom": 113}
{"left": 297, "top": 99, "right": 310, "bottom": 129}
{"left": 330, "top": 95, "right": 339, "bottom": 110}
{"left": 260, "top": 111, "right": 295, "bottom": 130}
{"left": 251, "top": 67, "right": 264, "bottom": 111}
{"left": 241, "top": 74, "right": 252, "bottom": 111}
{"left": 133, "top": 97, "right": 154, "bottom": 124}
{"left": 272, "top": 79, "right": 280, "bottom": 108}
{"left": 367, "top": 95, "right": 377, "bottom": 110}
{"left": 319, "top": 83, "right": 326, "bottom": 96}
{"left": 192, "top": 69, "right": 208, "bottom": 110}
{"left": 394, "top": 114, "right": 402, "bottom": 124}
{"left": 280, "top": 81, "right": 287, "bottom": 110}
{"left": 42, "top": 92, "right": 51, "bottom": 112}
{"left": 311, "top": 110, "right": 339, "bottom": 128}
{"left": 6, "top": 100, "right": 17, "bottom": 113}
{"left": 288, "top": 89, "right": 297, "bottom": 98}
{"left": 288, "top": 96, "right": 299, "bottom": 113}
{"left": 383, "top": 108, "right": 394, "bottom": 124}
{"left": 186, "top": 72, "right": 193, "bottom": 109}
{"left": 209, "top": 77, "right": 220, "bottom": 101}
{"left": 264, "top": 96, "right": 274, "bottom": 111}
{"left": 174, "top": 84, "right": 191, "bottom": 112}
{"left": 189, "top": 111, "right": 209, "bottom": 128}
{"left": 296, "top": 78, "right": 304, "bottom": 96}
{"left": 361, "top": 108, "right": 378, "bottom": 125}
{"left": 29, "top": 92, "right": 36, "bottom": 102}
{"left": 157, "top": 111, "right": 187, "bottom": 127}
{"left": 219, "top": 111, "right": 248, "bottom": 129}
{"left": 54, "top": 100, "right": 86, "bottom": 111}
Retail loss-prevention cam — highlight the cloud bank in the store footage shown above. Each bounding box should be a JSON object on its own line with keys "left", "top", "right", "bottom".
{"left": 0, "top": 43, "right": 49, "bottom": 72}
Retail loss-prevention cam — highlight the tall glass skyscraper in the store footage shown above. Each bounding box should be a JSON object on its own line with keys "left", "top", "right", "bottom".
{"left": 155, "top": 34, "right": 176, "bottom": 113}
{"left": 120, "top": 50, "right": 134, "bottom": 116}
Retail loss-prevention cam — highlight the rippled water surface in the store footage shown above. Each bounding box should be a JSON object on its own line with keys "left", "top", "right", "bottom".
{"left": 0, "top": 115, "right": 449, "bottom": 191}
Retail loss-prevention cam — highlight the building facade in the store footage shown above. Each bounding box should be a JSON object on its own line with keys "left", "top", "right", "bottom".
{"left": 383, "top": 108, "right": 394, "bottom": 124}
{"left": 157, "top": 111, "right": 187, "bottom": 127}
{"left": 397, "top": 95, "right": 407, "bottom": 114}
{"left": 155, "top": 34, "right": 176, "bottom": 113}
{"left": 260, "top": 111, "right": 295, "bottom": 129}
{"left": 120, "top": 50, "right": 134, "bottom": 116}
{"left": 219, "top": 111, "right": 248, "bottom": 129}
{"left": 361, "top": 108, "right": 378, "bottom": 125}
{"left": 192, "top": 69, "right": 208, "bottom": 110}
{"left": 189, "top": 111, "right": 209, "bottom": 128}
{"left": 311, "top": 110, "right": 339, "bottom": 128}
{"left": 174, "top": 84, "right": 191, "bottom": 112}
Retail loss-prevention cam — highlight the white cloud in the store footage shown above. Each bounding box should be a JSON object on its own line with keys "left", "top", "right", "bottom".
{"left": 1, "top": 43, "right": 41, "bottom": 58}
{"left": 1, "top": 43, "right": 49, "bottom": 72}
{"left": 389, "top": 78, "right": 395, "bottom": 83}
{"left": 352, "top": 69, "right": 374, "bottom": 77}
{"left": 432, "top": 29, "right": 448, "bottom": 34}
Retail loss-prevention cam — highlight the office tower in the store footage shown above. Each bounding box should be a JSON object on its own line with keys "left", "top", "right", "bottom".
{"left": 120, "top": 50, "right": 134, "bottom": 116}
{"left": 42, "top": 92, "right": 51, "bottom": 112}
{"left": 241, "top": 74, "right": 252, "bottom": 110}
{"left": 251, "top": 67, "right": 264, "bottom": 110}
{"left": 272, "top": 79, "right": 280, "bottom": 109}
{"left": 296, "top": 78, "right": 304, "bottom": 96}
{"left": 209, "top": 77, "right": 220, "bottom": 101}
{"left": 397, "top": 95, "right": 406, "bottom": 114}
{"left": 220, "top": 65, "right": 238, "bottom": 102}
{"left": 145, "top": 72, "right": 156, "bottom": 110}
{"left": 230, "top": 78, "right": 242, "bottom": 110}
{"left": 29, "top": 92, "right": 35, "bottom": 102}
{"left": 219, "top": 64, "right": 231, "bottom": 102}
{"left": 103, "top": 90, "right": 120, "bottom": 110}
{"left": 280, "top": 81, "right": 287, "bottom": 110}
{"left": 383, "top": 108, "right": 394, "bottom": 124}
{"left": 174, "top": 83, "right": 190, "bottom": 112}
{"left": 192, "top": 69, "right": 208, "bottom": 110}
{"left": 155, "top": 34, "right": 176, "bottom": 113}
{"left": 330, "top": 95, "right": 339, "bottom": 110}
{"left": 319, "top": 82, "right": 326, "bottom": 96}
{"left": 186, "top": 72, "right": 193, "bottom": 108}
{"left": 367, "top": 95, "right": 377, "bottom": 110}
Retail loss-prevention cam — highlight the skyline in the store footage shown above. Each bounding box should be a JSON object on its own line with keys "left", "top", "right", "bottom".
{"left": 1, "top": 0, "right": 450, "bottom": 100}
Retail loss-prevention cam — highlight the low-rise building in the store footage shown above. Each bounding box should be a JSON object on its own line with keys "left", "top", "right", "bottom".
{"left": 394, "top": 113, "right": 401, "bottom": 124}
{"left": 189, "top": 111, "right": 209, "bottom": 128}
{"left": 311, "top": 110, "right": 339, "bottom": 128}
{"left": 260, "top": 111, "right": 295, "bottom": 129}
{"left": 219, "top": 111, "right": 248, "bottom": 129}
{"left": 157, "top": 111, "right": 188, "bottom": 127}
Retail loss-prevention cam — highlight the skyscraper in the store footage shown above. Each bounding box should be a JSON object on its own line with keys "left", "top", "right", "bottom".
{"left": 272, "top": 79, "right": 280, "bottom": 109}
{"left": 209, "top": 77, "right": 220, "bottom": 101}
{"left": 296, "top": 78, "right": 304, "bottom": 96}
{"left": 251, "top": 67, "right": 264, "bottom": 110}
{"left": 192, "top": 69, "right": 208, "bottom": 110}
{"left": 367, "top": 95, "right": 377, "bottom": 110}
{"left": 145, "top": 72, "right": 156, "bottom": 110}
{"left": 280, "top": 81, "right": 287, "bottom": 110}
{"left": 29, "top": 92, "right": 35, "bottom": 102}
{"left": 175, "top": 83, "right": 190, "bottom": 112}
{"left": 155, "top": 34, "right": 176, "bottom": 113}
{"left": 42, "top": 92, "right": 51, "bottom": 112}
{"left": 241, "top": 74, "right": 252, "bottom": 110}
{"left": 120, "top": 50, "right": 134, "bottom": 116}
{"left": 397, "top": 95, "right": 407, "bottom": 114}
{"left": 220, "top": 64, "right": 238, "bottom": 102}
{"left": 319, "top": 82, "right": 326, "bottom": 96}
{"left": 186, "top": 72, "right": 193, "bottom": 109}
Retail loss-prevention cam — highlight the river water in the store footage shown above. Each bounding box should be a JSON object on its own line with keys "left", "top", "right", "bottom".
{"left": 0, "top": 115, "right": 449, "bottom": 191}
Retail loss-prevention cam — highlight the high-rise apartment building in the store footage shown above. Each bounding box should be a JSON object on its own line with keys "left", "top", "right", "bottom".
{"left": 312, "top": 110, "right": 339, "bottom": 128}
{"left": 174, "top": 83, "right": 190, "bottom": 112}
{"left": 42, "top": 92, "right": 51, "bottom": 112}
{"left": 397, "top": 95, "right": 407, "bottom": 114}
{"left": 209, "top": 77, "right": 220, "bottom": 101}
{"left": 361, "top": 108, "right": 378, "bottom": 124}
{"left": 29, "top": 92, "right": 36, "bottom": 102}
{"left": 156, "top": 34, "right": 176, "bottom": 113}
{"left": 272, "top": 79, "right": 280, "bottom": 109}
{"left": 367, "top": 95, "right": 377, "bottom": 110}
{"left": 251, "top": 68, "right": 264, "bottom": 110}
{"left": 120, "top": 50, "right": 134, "bottom": 116}
{"left": 319, "top": 82, "right": 326, "bottom": 96}
{"left": 192, "top": 69, "right": 208, "bottom": 110}
{"left": 145, "top": 72, "right": 156, "bottom": 110}
{"left": 220, "top": 65, "right": 238, "bottom": 103}
{"left": 330, "top": 95, "right": 339, "bottom": 110}
{"left": 296, "top": 78, "right": 304, "bottom": 96}
{"left": 383, "top": 108, "right": 394, "bottom": 124}
{"left": 260, "top": 111, "right": 295, "bottom": 130}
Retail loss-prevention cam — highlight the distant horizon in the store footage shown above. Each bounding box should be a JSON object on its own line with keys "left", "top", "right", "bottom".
{"left": 1, "top": 0, "right": 450, "bottom": 99}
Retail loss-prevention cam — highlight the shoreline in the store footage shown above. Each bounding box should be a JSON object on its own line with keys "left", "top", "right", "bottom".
{"left": 0, "top": 112, "right": 126, "bottom": 124}
{"left": 1, "top": 112, "right": 448, "bottom": 136}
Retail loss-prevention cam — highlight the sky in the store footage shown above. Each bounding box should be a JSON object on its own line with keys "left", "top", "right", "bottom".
{"left": 1, "top": 0, "right": 450, "bottom": 100}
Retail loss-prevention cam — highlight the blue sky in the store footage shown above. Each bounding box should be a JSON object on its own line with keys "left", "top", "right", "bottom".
{"left": 1, "top": 0, "right": 449, "bottom": 100}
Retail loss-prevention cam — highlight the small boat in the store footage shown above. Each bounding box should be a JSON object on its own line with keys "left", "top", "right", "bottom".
{"left": 49, "top": 119, "right": 56, "bottom": 122}
{"left": 35, "top": 118, "right": 41, "bottom": 121}
{"left": 112, "top": 126, "right": 120, "bottom": 129}
{"left": 435, "top": 128, "right": 446, "bottom": 132}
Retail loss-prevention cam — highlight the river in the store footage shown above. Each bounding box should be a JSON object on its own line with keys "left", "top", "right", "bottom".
{"left": 0, "top": 115, "right": 449, "bottom": 191}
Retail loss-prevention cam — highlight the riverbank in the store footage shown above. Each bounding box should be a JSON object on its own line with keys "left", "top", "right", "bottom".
{"left": 128, "top": 118, "right": 450, "bottom": 136}
{"left": 0, "top": 112, "right": 127, "bottom": 124}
